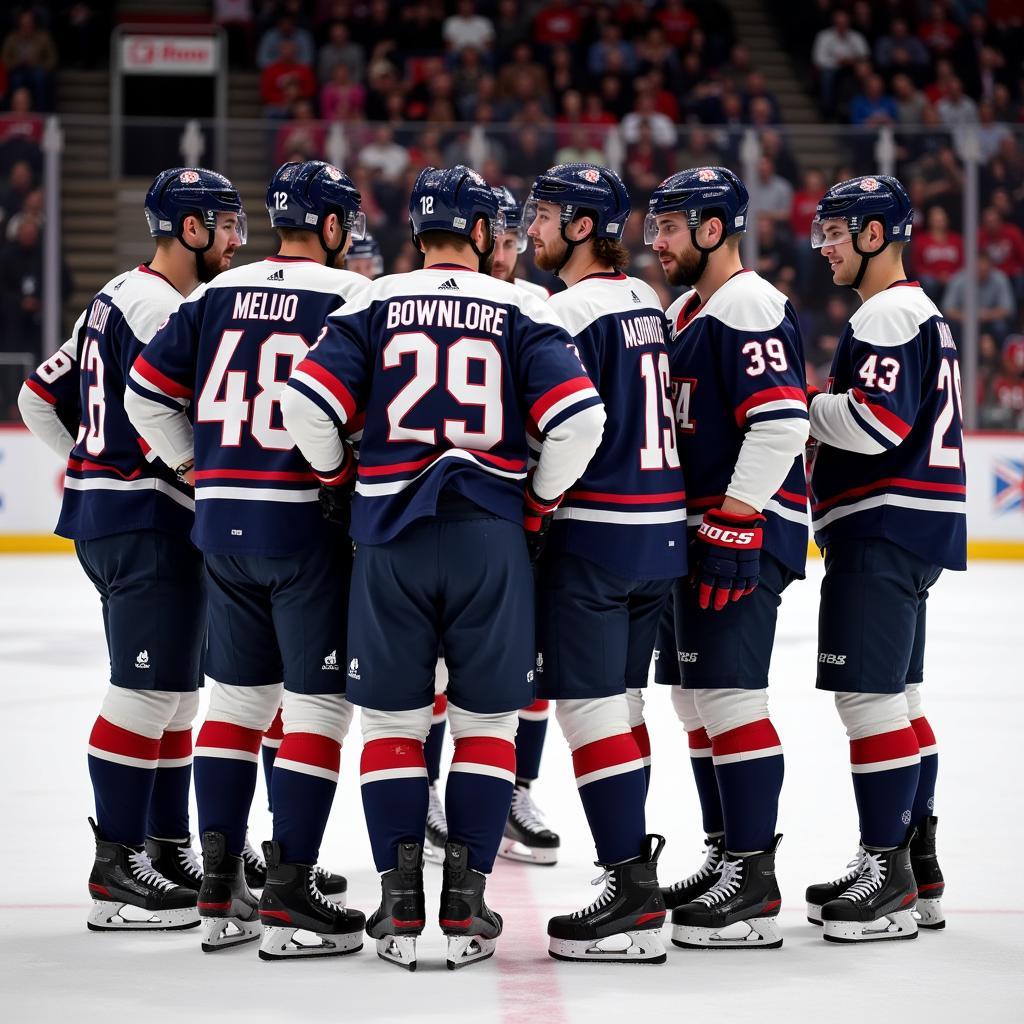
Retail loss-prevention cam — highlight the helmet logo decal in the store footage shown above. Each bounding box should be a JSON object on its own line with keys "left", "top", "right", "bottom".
{"left": 697, "top": 169, "right": 718, "bottom": 182}
{"left": 579, "top": 168, "right": 601, "bottom": 183}
{"left": 324, "top": 165, "right": 342, "bottom": 181}
{"left": 453, "top": 216, "right": 467, "bottom": 228}
{"left": 859, "top": 177, "right": 881, "bottom": 192}
{"left": 178, "top": 170, "right": 200, "bottom": 184}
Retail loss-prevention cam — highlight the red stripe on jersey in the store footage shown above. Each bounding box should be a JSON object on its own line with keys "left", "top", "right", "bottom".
{"left": 137, "top": 436, "right": 152, "bottom": 456}
{"left": 530, "top": 376, "right": 594, "bottom": 427}
{"left": 293, "top": 358, "right": 357, "bottom": 420}
{"left": 710, "top": 718, "right": 781, "bottom": 757}
{"left": 631, "top": 722, "right": 651, "bottom": 759}
{"left": 567, "top": 489, "right": 686, "bottom": 506}
{"left": 88, "top": 717, "right": 160, "bottom": 761}
{"left": 360, "top": 738, "right": 426, "bottom": 775}
{"left": 850, "top": 727, "right": 919, "bottom": 766}
{"left": 276, "top": 732, "right": 341, "bottom": 773}
{"left": 687, "top": 494, "right": 726, "bottom": 510}
{"left": 25, "top": 378, "right": 57, "bottom": 405}
{"left": 264, "top": 708, "right": 284, "bottom": 742}
{"left": 432, "top": 694, "right": 448, "bottom": 716}
{"left": 133, "top": 355, "right": 194, "bottom": 400}
{"left": 524, "top": 698, "right": 549, "bottom": 714}
{"left": 193, "top": 468, "right": 317, "bottom": 482}
{"left": 473, "top": 450, "right": 527, "bottom": 472}
{"left": 687, "top": 727, "right": 712, "bottom": 751}
{"left": 346, "top": 411, "right": 366, "bottom": 435}
{"left": 571, "top": 732, "right": 643, "bottom": 778}
{"left": 66, "top": 458, "right": 144, "bottom": 480}
{"left": 361, "top": 450, "right": 526, "bottom": 478}
{"left": 849, "top": 389, "right": 912, "bottom": 439}
{"left": 776, "top": 487, "right": 807, "bottom": 506}
{"left": 910, "top": 717, "right": 937, "bottom": 749}
{"left": 733, "top": 386, "right": 807, "bottom": 426}
{"left": 675, "top": 293, "right": 704, "bottom": 333}
{"left": 451, "top": 736, "right": 516, "bottom": 774}
{"left": 812, "top": 476, "right": 967, "bottom": 513}
{"left": 159, "top": 728, "right": 192, "bottom": 759}
{"left": 196, "top": 720, "right": 263, "bottom": 755}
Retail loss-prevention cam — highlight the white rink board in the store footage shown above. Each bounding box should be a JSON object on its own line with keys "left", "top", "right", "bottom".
{"left": 0, "top": 555, "right": 1022, "bottom": 1023}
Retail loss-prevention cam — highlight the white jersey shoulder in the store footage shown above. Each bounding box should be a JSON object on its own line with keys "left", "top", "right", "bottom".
{"left": 696, "top": 271, "right": 788, "bottom": 333}
{"left": 666, "top": 289, "right": 698, "bottom": 334}
{"left": 111, "top": 266, "right": 185, "bottom": 346}
{"left": 514, "top": 276, "right": 550, "bottom": 300}
{"left": 849, "top": 283, "right": 941, "bottom": 348}
{"left": 205, "top": 259, "right": 369, "bottom": 302}
{"left": 548, "top": 274, "right": 665, "bottom": 336}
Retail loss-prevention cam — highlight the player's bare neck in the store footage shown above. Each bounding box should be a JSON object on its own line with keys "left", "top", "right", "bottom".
{"left": 148, "top": 246, "right": 199, "bottom": 298}
{"left": 423, "top": 244, "right": 477, "bottom": 272}
{"left": 694, "top": 247, "right": 744, "bottom": 305}
{"left": 560, "top": 248, "right": 612, "bottom": 288}
{"left": 277, "top": 238, "right": 327, "bottom": 264}
{"left": 855, "top": 257, "right": 907, "bottom": 304}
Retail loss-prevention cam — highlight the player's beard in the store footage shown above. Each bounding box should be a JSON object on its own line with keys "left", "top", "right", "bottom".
{"left": 662, "top": 246, "right": 704, "bottom": 288}
{"left": 200, "top": 246, "right": 236, "bottom": 282}
{"left": 478, "top": 247, "right": 494, "bottom": 275}
{"left": 490, "top": 256, "right": 515, "bottom": 282}
{"left": 533, "top": 235, "right": 567, "bottom": 273}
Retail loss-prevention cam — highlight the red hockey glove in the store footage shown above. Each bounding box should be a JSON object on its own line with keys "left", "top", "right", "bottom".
{"left": 691, "top": 508, "right": 766, "bottom": 612}
{"left": 524, "top": 478, "right": 561, "bottom": 564}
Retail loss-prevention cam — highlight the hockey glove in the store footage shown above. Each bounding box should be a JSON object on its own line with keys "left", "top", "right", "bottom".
{"left": 524, "top": 477, "right": 561, "bottom": 565}
{"left": 691, "top": 507, "right": 766, "bottom": 612}
{"left": 316, "top": 442, "right": 357, "bottom": 530}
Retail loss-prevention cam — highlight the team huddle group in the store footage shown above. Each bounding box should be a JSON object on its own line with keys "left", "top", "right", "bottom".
{"left": 19, "top": 154, "right": 966, "bottom": 970}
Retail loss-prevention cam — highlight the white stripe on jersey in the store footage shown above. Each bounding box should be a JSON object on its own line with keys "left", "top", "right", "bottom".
{"left": 811, "top": 491, "right": 967, "bottom": 531}
{"left": 535, "top": 383, "right": 601, "bottom": 433}
{"left": 64, "top": 475, "right": 194, "bottom": 510}
{"left": 195, "top": 485, "right": 319, "bottom": 503}
{"left": 554, "top": 506, "right": 686, "bottom": 526}
{"left": 763, "top": 496, "right": 810, "bottom": 525}
{"left": 355, "top": 449, "right": 527, "bottom": 497}
{"left": 747, "top": 398, "right": 808, "bottom": 418}
{"left": 127, "top": 364, "right": 188, "bottom": 406}
{"left": 288, "top": 368, "right": 351, "bottom": 423}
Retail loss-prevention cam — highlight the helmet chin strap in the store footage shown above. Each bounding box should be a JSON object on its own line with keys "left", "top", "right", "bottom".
{"left": 178, "top": 216, "right": 217, "bottom": 283}
{"left": 319, "top": 210, "right": 348, "bottom": 268}
{"left": 554, "top": 209, "right": 595, "bottom": 278}
{"left": 682, "top": 225, "right": 727, "bottom": 287}
{"left": 848, "top": 217, "right": 889, "bottom": 291}
{"left": 468, "top": 215, "right": 496, "bottom": 272}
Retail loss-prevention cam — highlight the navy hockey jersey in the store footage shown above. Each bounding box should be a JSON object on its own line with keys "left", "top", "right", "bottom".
{"left": 666, "top": 270, "right": 809, "bottom": 577}
{"left": 809, "top": 281, "right": 967, "bottom": 571}
{"left": 546, "top": 272, "right": 687, "bottom": 580}
{"left": 125, "top": 256, "right": 368, "bottom": 556}
{"left": 45, "top": 266, "right": 195, "bottom": 541}
{"left": 281, "top": 264, "right": 605, "bottom": 546}
{"left": 21, "top": 329, "right": 82, "bottom": 459}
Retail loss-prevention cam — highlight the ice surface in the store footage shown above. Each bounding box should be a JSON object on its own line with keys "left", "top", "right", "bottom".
{"left": 1, "top": 555, "right": 1022, "bottom": 1023}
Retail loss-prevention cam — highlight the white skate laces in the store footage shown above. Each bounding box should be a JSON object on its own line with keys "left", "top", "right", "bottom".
{"left": 510, "top": 786, "right": 547, "bottom": 831}
{"left": 832, "top": 847, "right": 869, "bottom": 887}
{"left": 695, "top": 857, "right": 743, "bottom": 907}
{"left": 242, "top": 837, "right": 266, "bottom": 872}
{"left": 129, "top": 849, "right": 176, "bottom": 891}
{"left": 307, "top": 868, "right": 335, "bottom": 910}
{"left": 427, "top": 786, "right": 447, "bottom": 833}
{"left": 178, "top": 843, "right": 203, "bottom": 883}
{"left": 572, "top": 869, "right": 618, "bottom": 918}
{"left": 839, "top": 851, "right": 886, "bottom": 902}
{"left": 669, "top": 839, "right": 722, "bottom": 893}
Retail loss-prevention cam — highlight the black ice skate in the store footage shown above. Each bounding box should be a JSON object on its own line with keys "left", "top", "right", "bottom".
{"left": 198, "top": 831, "right": 261, "bottom": 952}
{"left": 241, "top": 833, "right": 267, "bottom": 889}
{"left": 257, "top": 841, "right": 364, "bottom": 960}
{"left": 661, "top": 833, "right": 725, "bottom": 911}
{"left": 821, "top": 835, "right": 919, "bottom": 943}
{"left": 439, "top": 842, "right": 503, "bottom": 970}
{"left": 243, "top": 832, "right": 347, "bottom": 903}
{"left": 144, "top": 835, "right": 203, "bottom": 892}
{"left": 910, "top": 816, "right": 945, "bottom": 929}
{"left": 548, "top": 834, "right": 667, "bottom": 964}
{"left": 424, "top": 782, "right": 448, "bottom": 863}
{"left": 498, "top": 784, "right": 560, "bottom": 866}
{"left": 806, "top": 846, "right": 870, "bottom": 925}
{"left": 671, "top": 835, "right": 783, "bottom": 950}
{"left": 366, "top": 842, "right": 426, "bottom": 971}
{"left": 87, "top": 818, "right": 199, "bottom": 932}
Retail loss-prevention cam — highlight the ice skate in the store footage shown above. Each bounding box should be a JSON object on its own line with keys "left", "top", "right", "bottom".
{"left": 243, "top": 832, "right": 346, "bottom": 903}
{"left": 198, "top": 831, "right": 261, "bottom": 952}
{"left": 144, "top": 835, "right": 203, "bottom": 892}
{"left": 241, "top": 832, "right": 268, "bottom": 889}
{"left": 548, "top": 834, "right": 667, "bottom": 964}
{"left": 671, "top": 835, "right": 783, "bottom": 949}
{"left": 424, "top": 782, "right": 448, "bottom": 863}
{"left": 660, "top": 833, "right": 724, "bottom": 911}
{"left": 366, "top": 842, "right": 425, "bottom": 971}
{"left": 910, "top": 816, "right": 945, "bottom": 929}
{"left": 86, "top": 818, "right": 199, "bottom": 932}
{"left": 498, "top": 784, "right": 560, "bottom": 865}
{"left": 440, "top": 842, "right": 502, "bottom": 970}
{"left": 257, "top": 841, "right": 364, "bottom": 960}
{"left": 821, "top": 835, "right": 919, "bottom": 943}
{"left": 806, "top": 846, "right": 869, "bottom": 925}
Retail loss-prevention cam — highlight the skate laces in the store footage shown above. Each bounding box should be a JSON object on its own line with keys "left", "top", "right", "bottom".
{"left": 572, "top": 869, "right": 617, "bottom": 918}
{"left": 129, "top": 849, "right": 176, "bottom": 891}
{"left": 177, "top": 842, "right": 203, "bottom": 883}
{"left": 242, "top": 837, "right": 266, "bottom": 872}
{"left": 426, "top": 785, "right": 448, "bottom": 833}
{"left": 669, "top": 839, "right": 722, "bottom": 893}
{"left": 307, "top": 867, "right": 335, "bottom": 910}
{"left": 831, "top": 847, "right": 868, "bottom": 886}
{"left": 695, "top": 857, "right": 743, "bottom": 906}
{"left": 511, "top": 786, "right": 547, "bottom": 832}
{"left": 840, "top": 851, "right": 886, "bottom": 902}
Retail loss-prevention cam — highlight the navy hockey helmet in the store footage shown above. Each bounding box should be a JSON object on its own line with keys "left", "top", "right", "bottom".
{"left": 345, "top": 232, "right": 383, "bottom": 278}
{"left": 144, "top": 167, "right": 246, "bottom": 250}
{"left": 266, "top": 160, "right": 365, "bottom": 265}
{"left": 492, "top": 185, "right": 528, "bottom": 254}
{"left": 409, "top": 165, "right": 504, "bottom": 266}
{"left": 645, "top": 166, "right": 748, "bottom": 245}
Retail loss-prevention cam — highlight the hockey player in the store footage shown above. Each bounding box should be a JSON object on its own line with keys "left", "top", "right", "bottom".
{"left": 18, "top": 167, "right": 245, "bottom": 933}
{"left": 805, "top": 175, "right": 965, "bottom": 942}
{"left": 524, "top": 162, "right": 684, "bottom": 964}
{"left": 281, "top": 165, "right": 605, "bottom": 970}
{"left": 345, "top": 232, "right": 384, "bottom": 279}
{"left": 125, "top": 160, "right": 367, "bottom": 959}
{"left": 647, "top": 167, "right": 810, "bottom": 950}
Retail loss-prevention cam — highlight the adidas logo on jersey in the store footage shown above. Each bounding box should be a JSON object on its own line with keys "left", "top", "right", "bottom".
{"left": 323, "top": 650, "right": 339, "bottom": 671}
{"left": 347, "top": 658, "right": 361, "bottom": 680}
{"left": 438, "top": 277, "right": 459, "bottom": 291}
{"left": 818, "top": 652, "right": 847, "bottom": 665}
{"left": 267, "top": 268, "right": 285, "bottom": 281}
{"left": 631, "top": 290, "right": 641, "bottom": 304}
{"left": 135, "top": 650, "right": 151, "bottom": 669}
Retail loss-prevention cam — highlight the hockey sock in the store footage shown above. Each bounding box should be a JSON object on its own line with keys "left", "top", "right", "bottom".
{"left": 514, "top": 699, "right": 549, "bottom": 783}
{"left": 261, "top": 707, "right": 284, "bottom": 812}
{"left": 424, "top": 694, "right": 447, "bottom": 784}
{"left": 271, "top": 733, "right": 340, "bottom": 865}
{"left": 88, "top": 716, "right": 159, "bottom": 847}
{"left": 687, "top": 727, "right": 725, "bottom": 835}
{"left": 360, "top": 738, "right": 429, "bottom": 873}
{"left": 625, "top": 688, "right": 651, "bottom": 792}
{"left": 850, "top": 727, "right": 921, "bottom": 847}
{"left": 910, "top": 716, "right": 937, "bottom": 827}
{"left": 193, "top": 721, "right": 263, "bottom": 856}
{"left": 147, "top": 726, "right": 193, "bottom": 839}
{"left": 711, "top": 719, "right": 784, "bottom": 853}
{"left": 446, "top": 735, "right": 516, "bottom": 873}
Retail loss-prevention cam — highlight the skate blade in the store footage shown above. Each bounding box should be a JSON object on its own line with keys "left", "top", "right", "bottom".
{"left": 672, "top": 916, "right": 782, "bottom": 950}
{"left": 548, "top": 930, "right": 667, "bottom": 964}
{"left": 376, "top": 935, "right": 418, "bottom": 971}
{"left": 806, "top": 902, "right": 823, "bottom": 926}
{"left": 822, "top": 909, "right": 918, "bottom": 943}
{"left": 446, "top": 934, "right": 496, "bottom": 970}
{"left": 200, "top": 915, "right": 261, "bottom": 952}
{"left": 258, "top": 926, "right": 363, "bottom": 960}
{"left": 913, "top": 898, "right": 945, "bottom": 929}
{"left": 497, "top": 837, "right": 558, "bottom": 866}
{"left": 87, "top": 901, "right": 199, "bottom": 932}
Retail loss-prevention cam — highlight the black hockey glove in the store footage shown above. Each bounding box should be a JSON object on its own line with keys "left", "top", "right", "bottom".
{"left": 523, "top": 477, "right": 561, "bottom": 565}
{"left": 316, "top": 442, "right": 357, "bottom": 530}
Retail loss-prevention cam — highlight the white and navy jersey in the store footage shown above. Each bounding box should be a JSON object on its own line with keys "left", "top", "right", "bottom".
{"left": 515, "top": 276, "right": 551, "bottom": 300}
{"left": 666, "top": 270, "right": 810, "bottom": 577}
{"left": 125, "top": 256, "right": 369, "bottom": 557}
{"left": 20, "top": 330, "right": 82, "bottom": 460}
{"left": 809, "top": 281, "right": 967, "bottom": 571}
{"left": 545, "top": 271, "right": 687, "bottom": 581}
{"left": 281, "top": 264, "right": 605, "bottom": 545}
{"left": 37, "top": 266, "right": 195, "bottom": 541}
